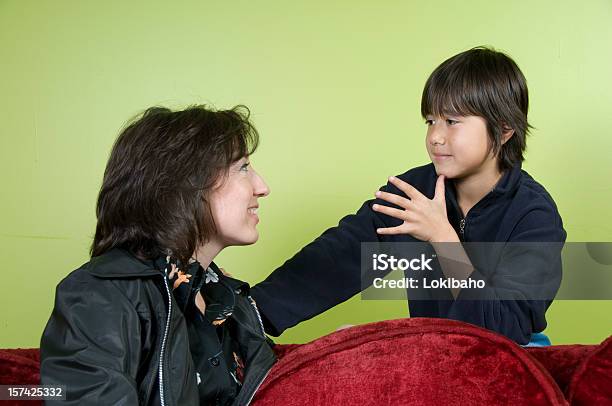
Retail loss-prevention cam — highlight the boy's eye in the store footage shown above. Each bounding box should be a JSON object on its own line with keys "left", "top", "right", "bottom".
{"left": 425, "top": 119, "right": 435, "bottom": 126}
{"left": 240, "top": 162, "right": 250, "bottom": 172}
{"left": 446, "top": 119, "right": 459, "bottom": 125}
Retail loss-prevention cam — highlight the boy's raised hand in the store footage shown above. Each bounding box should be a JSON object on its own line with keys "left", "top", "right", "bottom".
{"left": 372, "top": 175, "right": 458, "bottom": 242}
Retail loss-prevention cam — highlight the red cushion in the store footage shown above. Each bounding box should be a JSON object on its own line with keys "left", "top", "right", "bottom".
{"left": 0, "top": 348, "right": 42, "bottom": 406}
{"left": 526, "top": 344, "right": 597, "bottom": 393}
{"left": 273, "top": 344, "right": 302, "bottom": 360}
{"left": 567, "top": 335, "right": 612, "bottom": 405}
{"left": 254, "top": 318, "right": 566, "bottom": 406}
{"left": 0, "top": 349, "right": 40, "bottom": 385}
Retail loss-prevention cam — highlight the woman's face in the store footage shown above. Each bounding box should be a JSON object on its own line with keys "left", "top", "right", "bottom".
{"left": 208, "top": 157, "right": 270, "bottom": 248}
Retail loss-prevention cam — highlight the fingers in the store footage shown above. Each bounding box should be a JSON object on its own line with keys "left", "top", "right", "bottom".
{"left": 375, "top": 190, "right": 411, "bottom": 208}
{"left": 376, "top": 225, "right": 407, "bottom": 235}
{"left": 372, "top": 203, "right": 408, "bottom": 220}
{"left": 388, "top": 176, "right": 424, "bottom": 200}
{"left": 434, "top": 175, "right": 446, "bottom": 202}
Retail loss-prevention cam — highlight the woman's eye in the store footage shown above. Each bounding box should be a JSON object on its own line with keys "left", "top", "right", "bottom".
{"left": 446, "top": 119, "right": 459, "bottom": 125}
{"left": 425, "top": 119, "right": 435, "bottom": 126}
{"left": 240, "top": 162, "right": 250, "bottom": 172}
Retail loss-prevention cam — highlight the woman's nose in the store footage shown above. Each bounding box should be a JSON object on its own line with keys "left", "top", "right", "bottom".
{"left": 253, "top": 170, "right": 270, "bottom": 197}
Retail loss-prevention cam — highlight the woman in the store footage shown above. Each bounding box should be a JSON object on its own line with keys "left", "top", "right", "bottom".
{"left": 40, "top": 105, "right": 275, "bottom": 405}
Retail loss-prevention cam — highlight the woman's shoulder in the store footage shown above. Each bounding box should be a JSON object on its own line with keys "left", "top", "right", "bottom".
{"left": 54, "top": 250, "right": 162, "bottom": 311}
{"left": 52, "top": 265, "right": 132, "bottom": 315}
{"left": 86, "top": 249, "right": 161, "bottom": 278}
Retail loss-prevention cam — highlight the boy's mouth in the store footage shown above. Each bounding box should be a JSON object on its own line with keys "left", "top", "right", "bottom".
{"left": 432, "top": 153, "right": 453, "bottom": 161}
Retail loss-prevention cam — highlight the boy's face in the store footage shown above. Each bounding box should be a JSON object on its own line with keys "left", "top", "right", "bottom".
{"left": 425, "top": 114, "right": 498, "bottom": 179}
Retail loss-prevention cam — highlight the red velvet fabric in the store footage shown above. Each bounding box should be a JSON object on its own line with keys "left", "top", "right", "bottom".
{"left": 0, "top": 348, "right": 41, "bottom": 406}
{"left": 273, "top": 343, "right": 302, "bottom": 360}
{"left": 255, "top": 318, "right": 567, "bottom": 406}
{"left": 0, "top": 348, "right": 40, "bottom": 385}
{"left": 3, "top": 323, "right": 611, "bottom": 405}
{"left": 567, "top": 336, "right": 612, "bottom": 405}
{"left": 526, "top": 345, "right": 597, "bottom": 394}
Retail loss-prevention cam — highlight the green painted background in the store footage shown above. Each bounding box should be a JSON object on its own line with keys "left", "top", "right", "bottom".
{"left": 1, "top": 1, "right": 611, "bottom": 348}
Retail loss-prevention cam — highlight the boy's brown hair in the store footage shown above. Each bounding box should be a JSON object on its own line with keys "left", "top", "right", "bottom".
{"left": 421, "top": 46, "right": 531, "bottom": 171}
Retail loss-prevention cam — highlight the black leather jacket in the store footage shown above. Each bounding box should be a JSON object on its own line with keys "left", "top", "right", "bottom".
{"left": 40, "top": 249, "right": 276, "bottom": 405}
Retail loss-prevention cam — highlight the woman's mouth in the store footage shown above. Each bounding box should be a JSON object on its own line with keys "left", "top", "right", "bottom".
{"left": 248, "top": 206, "right": 260, "bottom": 223}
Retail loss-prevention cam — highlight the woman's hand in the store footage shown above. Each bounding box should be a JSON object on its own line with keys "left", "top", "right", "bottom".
{"left": 372, "top": 175, "right": 458, "bottom": 242}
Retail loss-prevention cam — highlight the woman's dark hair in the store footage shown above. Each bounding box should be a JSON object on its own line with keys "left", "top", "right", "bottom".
{"left": 91, "top": 104, "right": 259, "bottom": 266}
{"left": 421, "top": 46, "right": 531, "bottom": 171}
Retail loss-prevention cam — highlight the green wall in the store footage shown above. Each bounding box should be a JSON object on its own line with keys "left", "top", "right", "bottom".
{"left": 1, "top": 0, "right": 610, "bottom": 348}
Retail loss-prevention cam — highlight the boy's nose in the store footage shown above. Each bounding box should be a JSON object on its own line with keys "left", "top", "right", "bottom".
{"left": 428, "top": 126, "right": 446, "bottom": 145}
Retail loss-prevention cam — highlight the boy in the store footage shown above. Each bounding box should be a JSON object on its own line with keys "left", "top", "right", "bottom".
{"left": 251, "top": 47, "right": 565, "bottom": 345}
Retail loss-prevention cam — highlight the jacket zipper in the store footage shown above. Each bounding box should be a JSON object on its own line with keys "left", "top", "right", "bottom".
{"left": 241, "top": 296, "right": 272, "bottom": 405}
{"left": 459, "top": 218, "right": 466, "bottom": 239}
{"left": 244, "top": 368, "right": 273, "bottom": 406}
{"left": 159, "top": 269, "right": 172, "bottom": 406}
{"left": 247, "top": 296, "right": 267, "bottom": 337}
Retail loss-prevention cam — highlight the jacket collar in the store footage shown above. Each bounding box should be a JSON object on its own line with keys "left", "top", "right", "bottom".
{"left": 489, "top": 162, "right": 522, "bottom": 197}
{"left": 208, "top": 261, "right": 251, "bottom": 294}
{"left": 443, "top": 162, "right": 523, "bottom": 217}
{"left": 86, "top": 250, "right": 250, "bottom": 292}
{"left": 87, "top": 248, "right": 161, "bottom": 278}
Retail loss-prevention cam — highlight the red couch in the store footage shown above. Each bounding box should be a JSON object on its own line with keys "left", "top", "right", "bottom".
{"left": 1, "top": 318, "right": 610, "bottom": 405}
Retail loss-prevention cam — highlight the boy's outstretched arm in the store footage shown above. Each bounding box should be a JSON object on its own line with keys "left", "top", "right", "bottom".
{"left": 250, "top": 180, "right": 408, "bottom": 336}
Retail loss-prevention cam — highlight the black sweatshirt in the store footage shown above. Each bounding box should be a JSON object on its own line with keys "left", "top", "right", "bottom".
{"left": 251, "top": 163, "right": 566, "bottom": 344}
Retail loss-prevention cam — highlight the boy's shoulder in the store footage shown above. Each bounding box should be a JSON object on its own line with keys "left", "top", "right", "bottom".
{"left": 505, "top": 168, "right": 566, "bottom": 242}
{"left": 396, "top": 163, "right": 437, "bottom": 186}
{"left": 516, "top": 169, "right": 560, "bottom": 211}
{"left": 388, "top": 163, "right": 438, "bottom": 198}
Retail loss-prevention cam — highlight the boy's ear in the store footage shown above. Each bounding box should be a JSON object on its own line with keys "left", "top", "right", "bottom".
{"left": 501, "top": 124, "right": 515, "bottom": 145}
